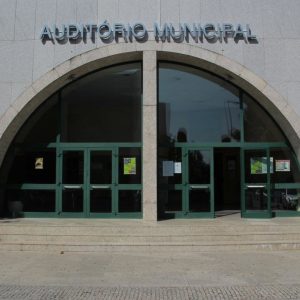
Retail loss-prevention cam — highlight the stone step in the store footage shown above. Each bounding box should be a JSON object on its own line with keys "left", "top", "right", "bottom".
{"left": 1, "top": 232, "right": 300, "bottom": 243}
{"left": 0, "top": 240, "right": 300, "bottom": 252}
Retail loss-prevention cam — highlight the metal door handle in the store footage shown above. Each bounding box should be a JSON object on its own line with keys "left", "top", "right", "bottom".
{"left": 246, "top": 185, "right": 265, "bottom": 188}
{"left": 63, "top": 185, "right": 82, "bottom": 189}
{"left": 190, "top": 185, "right": 209, "bottom": 189}
{"left": 91, "top": 185, "right": 110, "bottom": 189}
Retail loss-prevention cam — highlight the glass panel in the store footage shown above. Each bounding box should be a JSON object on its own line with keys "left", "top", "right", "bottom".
{"left": 272, "top": 189, "right": 300, "bottom": 211}
{"left": 13, "top": 93, "right": 59, "bottom": 144}
{"left": 159, "top": 63, "right": 240, "bottom": 143}
{"left": 118, "top": 190, "right": 141, "bottom": 213}
{"left": 270, "top": 148, "right": 300, "bottom": 183}
{"left": 164, "top": 190, "right": 182, "bottom": 212}
{"left": 244, "top": 94, "right": 286, "bottom": 142}
{"left": 62, "top": 189, "right": 83, "bottom": 212}
{"left": 6, "top": 190, "right": 55, "bottom": 212}
{"left": 244, "top": 150, "right": 268, "bottom": 183}
{"left": 63, "top": 151, "right": 84, "bottom": 184}
{"left": 246, "top": 187, "right": 268, "bottom": 210}
{"left": 189, "top": 150, "right": 210, "bottom": 184}
{"left": 189, "top": 189, "right": 210, "bottom": 212}
{"left": 158, "top": 147, "right": 182, "bottom": 185}
{"left": 61, "top": 63, "right": 142, "bottom": 142}
{"left": 118, "top": 148, "right": 141, "bottom": 184}
{"left": 7, "top": 149, "right": 56, "bottom": 184}
{"left": 90, "top": 190, "right": 112, "bottom": 213}
{"left": 90, "top": 151, "right": 112, "bottom": 184}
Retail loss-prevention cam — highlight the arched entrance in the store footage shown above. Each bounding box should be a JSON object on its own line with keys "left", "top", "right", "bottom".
{"left": 158, "top": 62, "right": 300, "bottom": 218}
{"left": 0, "top": 44, "right": 300, "bottom": 219}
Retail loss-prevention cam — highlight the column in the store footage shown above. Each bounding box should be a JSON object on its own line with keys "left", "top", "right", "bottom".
{"left": 142, "top": 51, "right": 157, "bottom": 221}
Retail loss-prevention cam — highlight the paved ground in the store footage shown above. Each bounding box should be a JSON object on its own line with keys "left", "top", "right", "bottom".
{"left": 0, "top": 250, "right": 300, "bottom": 299}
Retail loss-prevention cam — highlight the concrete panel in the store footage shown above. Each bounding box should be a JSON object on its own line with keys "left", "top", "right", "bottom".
{"left": 56, "top": 0, "right": 76, "bottom": 24}
{"left": 242, "top": 38, "right": 265, "bottom": 79}
{"left": 33, "top": 39, "right": 54, "bottom": 82}
{"left": 54, "top": 43, "right": 76, "bottom": 67}
{"left": 118, "top": 0, "right": 140, "bottom": 24}
{"left": 35, "top": 0, "right": 56, "bottom": 40}
{"left": 139, "top": 0, "right": 160, "bottom": 29}
{"left": 287, "top": 82, "right": 300, "bottom": 117}
{"left": 11, "top": 41, "right": 34, "bottom": 83}
{"left": 161, "top": 0, "right": 180, "bottom": 24}
{"left": 0, "top": 42, "right": 13, "bottom": 82}
{"left": 76, "top": 0, "right": 98, "bottom": 23}
{"left": 285, "top": 39, "right": 300, "bottom": 82}
{"left": 0, "top": 0, "right": 16, "bottom": 41}
{"left": 264, "top": 38, "right": 286, "bottom": 83}
{"left": 15, "top": 0, "right": 36, "bottom": 40}
{"left": 98, "top": 0, "right": 118, "bottom": 23}
{"left": 179, "top": 0, "right": 201, "bottom": 23}
{"left": 0, "top": 83, "right": 12, "bottom": 116}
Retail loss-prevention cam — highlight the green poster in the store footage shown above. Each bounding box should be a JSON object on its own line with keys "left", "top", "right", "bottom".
{"left": 124, "top": 157, "right": 136, "bottom": 175}
{"left": 250, "top": 157, "right": 273, "bottom": 174}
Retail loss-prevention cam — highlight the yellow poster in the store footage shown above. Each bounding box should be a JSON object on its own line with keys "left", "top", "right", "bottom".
{"left": 124, "top": 157, "right": 136, "bottom": 175}
{"left": 35, "top": 157, "right": 44, "bottom": 170}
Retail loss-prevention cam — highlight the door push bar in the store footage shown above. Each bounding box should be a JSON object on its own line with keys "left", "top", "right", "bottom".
{"left": 63, "top": 185, "right": 82, "bottom": 189}
{"left": 91, "top": 185, "right": 110, "bottom": 189}
{"left": 246, "top": 185, "right": 266, "bottom": 188}
{"left": 190, "top": 185, "right": 209, "bottom": 189}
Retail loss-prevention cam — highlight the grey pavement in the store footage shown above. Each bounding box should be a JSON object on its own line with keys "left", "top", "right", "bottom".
{"left": 0, "top": 250, "right": 300, "bottom": 299}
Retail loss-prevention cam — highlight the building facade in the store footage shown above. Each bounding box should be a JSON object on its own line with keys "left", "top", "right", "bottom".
{"left": 0, "top": 0, "right": 300, "bottom": 220}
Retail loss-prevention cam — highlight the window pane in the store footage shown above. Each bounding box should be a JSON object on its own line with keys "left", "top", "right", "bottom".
{"left": 246, "top": 187, "right": 268, "bottom": 210}
{"left": 90, "top": 151, "right": 112, "bottom": 184}
{"left": 90, "top": 190, "right": 112, "bottom": 213}
{"left": 159, "top": 63, "right": 240, "bottom": 143}
{"left": 189, "top": 150, "right": 210, "bottom": 184}
{"left": 118, "top": 148, "right": 141, "bottom": 184}
{"left": 244, "top": 94, "right": 286, "bottom": 142}
{"left": 164, "top": 190, "right": 182, "bottom": 212}
{"left": 6, "top": 190, "right": 55, "bottom": 213}
{"left": 271, "top": 148, "right": 300, "bottom": 183}
{"left": 272, "top": 189, "right": 300, "bottom": 211}
{"left": 61, "top": 63, "right": 142, "bottom": 142}
{"left": 62, "top": 151, "right": 84, "bottom": 184}
{"left": 244, "top": 150, "right": 268, "bottom": 183}
{"left": 189, "top": 189, "right": 210, "bottom": 212}
{"left": 62, "top": 189, "right": 83, "bottom": 212}
{"left": 118, "top": 190, "right": 141, "bottom": 213}
{"left": 7, "top": 149, "right": 56, "bottom": 184}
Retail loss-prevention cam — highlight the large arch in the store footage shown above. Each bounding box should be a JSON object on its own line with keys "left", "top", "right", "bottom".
{"left": 0, "top": 41, "right": 299, "bottom": 169}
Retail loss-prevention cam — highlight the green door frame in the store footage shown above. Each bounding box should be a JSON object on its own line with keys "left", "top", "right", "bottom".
{"left": 59, "top": 145, "right": 142, "bottom": 218}
{"left": 241, "top": 146, "right": 272, "bottom": 218}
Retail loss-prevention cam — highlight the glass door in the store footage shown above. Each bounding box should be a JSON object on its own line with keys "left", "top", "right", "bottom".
{"left": 242, "top": 148, "right": 272, "bottom": 218}
{"left": 60, "top": 149, "right": 85, "bottom": 216}
{"left": 185, "top": 148, "right": 214, "bottom": 217}
{"left": 88, "top": 149, "right": 114, "bottom": 216}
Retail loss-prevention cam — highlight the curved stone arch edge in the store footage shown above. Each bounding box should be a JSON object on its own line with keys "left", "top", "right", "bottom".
{"left": 0, "top": 42, "right": 299, "bottom": 167}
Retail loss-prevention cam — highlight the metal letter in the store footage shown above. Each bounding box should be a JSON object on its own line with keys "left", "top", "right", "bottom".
{"left": 246, "top": 24, "right": 257, "bottom": 40}
{"left": 154, "top": 22, "right": 170, "bottom": 42}
{"left": 234, "top": 24, "right": 247, "bottom": 40}
{"left": 203, "top": 23, "right": 217, "bottom": 40}
{"left": 132, "top": 23, "right": 147, "bottom": 40}
{"left": 98, "top": 21, "right": 113, "bottom": 40}
{"left": 40, "top": 25, "right": 53, "bottom": 40}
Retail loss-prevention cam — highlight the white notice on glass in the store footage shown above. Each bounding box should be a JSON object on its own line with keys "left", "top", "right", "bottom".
{"left": 163, "top": 161, "right": 174, "bottom": 176}
{"left": 174, "top": 162, "right": 182, "bottom": 174}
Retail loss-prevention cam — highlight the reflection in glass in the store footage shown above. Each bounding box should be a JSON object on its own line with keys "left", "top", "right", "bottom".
{"left": 118, "top": 190, "right": 141, "bottom": 212}
{"left": 63, "top": 151, "right": 84, "bottom": 184}
{"left": 61, "top": 63, "right": 142, "bottom": 143}
{"left": 244, "top": 150, "right": 267, "bottom": 183}
{"left": 246, "top": 187, "right": 268, "bottom": 210}
{"left": 159, "top": 63, "right": 240, "bottom": 143}
{"left": 272, "top": 189, "right": 300, "bottom": 211}
{"left": 90, "top": 151, "right": 112, "bottom": 184}
{"left": 90, "top": 190, "right": 112, "bottom": 213}
{"left": 189, "top": 190, "right": 210, "bottom": 212}
{"left": 6, "top": 190, "right": 55, "bottom": 212}
{"left": 164, "top": 190, "right": 182, "bottom": 212}
{"left": 62, "top": 190, "right": 83, "bottom": 212}
{"left": 189, "top": 150, "right": 210, "bottom": 184}
{"left": 244, "top": 94, "right": 286, "bottom": 142}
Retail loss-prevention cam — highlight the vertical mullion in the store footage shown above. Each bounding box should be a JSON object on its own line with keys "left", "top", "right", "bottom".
{"left": 267, "top": 148, "right": 271, "bottom": 214}
{"left": 240, "top": 90, "right": 245, "bottom": 143}
{"left": 183, "top": 146, "right": 188, "bottom": 214}
{"left": 241, "top": 148, "right": 245, "bottom": 216}
{"left": 210, "top": 148, "right": 215, "bottom": 217}
{"left": 85, "top": 149, "right": 90, "bottom": 217}
{"left": 56, "top": 91, "right": 62, "bottom": 216}
{"left": 113, "top": 146, "right": 119, "bottom": 215}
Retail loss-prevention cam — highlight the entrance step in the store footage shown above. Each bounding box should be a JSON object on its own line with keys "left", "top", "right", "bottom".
{"left": 0, "top": 216, "right": 300, "bottom": 252}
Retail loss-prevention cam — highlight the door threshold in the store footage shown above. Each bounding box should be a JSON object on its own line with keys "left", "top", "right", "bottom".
{"left": 215, "top": 210, "right": 240, "bottom": 218}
